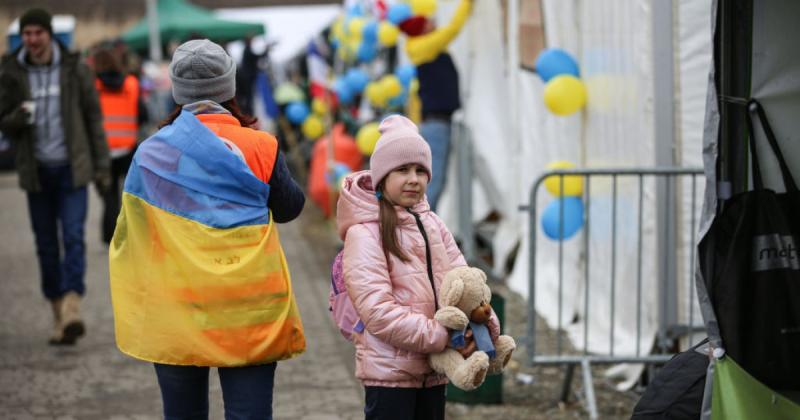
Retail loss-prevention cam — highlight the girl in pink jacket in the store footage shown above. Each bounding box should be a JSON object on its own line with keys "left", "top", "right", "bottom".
{"left": 336, "top": 115, "right": 490, "bottom": 419}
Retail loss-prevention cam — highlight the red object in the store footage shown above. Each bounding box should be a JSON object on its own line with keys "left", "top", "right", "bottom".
{"left": 375, "top": 0, "right": 388, "bottom": 20}
{"left": 308, "top": 123, "right": 364, "bottom": 217}
{"left": 399, "top": 16, "right": 428, "bottom": 36}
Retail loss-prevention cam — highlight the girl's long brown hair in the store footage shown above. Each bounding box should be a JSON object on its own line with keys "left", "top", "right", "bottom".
{"left": 159, "top": 98, "right": 257, "bottom": 128}
{"left": 377, "top": 181, "right": 410, "bottom": 263}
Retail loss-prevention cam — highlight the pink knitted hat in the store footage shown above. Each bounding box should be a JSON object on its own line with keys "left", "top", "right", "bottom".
{"left": 369, "top": 115, "right": 432, "bottom": 186}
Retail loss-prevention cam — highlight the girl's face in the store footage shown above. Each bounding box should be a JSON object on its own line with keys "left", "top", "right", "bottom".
{"left": 383, "top": 164, "right": 429, "bottom": 208}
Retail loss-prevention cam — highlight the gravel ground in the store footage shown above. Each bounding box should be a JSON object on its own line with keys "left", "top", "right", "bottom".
{"left": 445, "top": 282, "right": 641, "bottom": 419}
{"left": 300, "top": 209, "right": 641, "bottom": 419}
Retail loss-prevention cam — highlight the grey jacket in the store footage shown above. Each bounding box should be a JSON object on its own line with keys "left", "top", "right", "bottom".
{"left": 0, "top": 41, "right": 109, "bottom": 192}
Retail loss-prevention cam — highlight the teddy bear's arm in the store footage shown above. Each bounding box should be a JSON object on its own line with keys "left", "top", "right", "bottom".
{"left": 434, "top": 306, "right": 469, "bottom": 330}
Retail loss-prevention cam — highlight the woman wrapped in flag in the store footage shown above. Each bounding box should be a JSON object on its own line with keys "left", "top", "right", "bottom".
{"left": 109, "top": 39, "right": 306, "bottom": 419}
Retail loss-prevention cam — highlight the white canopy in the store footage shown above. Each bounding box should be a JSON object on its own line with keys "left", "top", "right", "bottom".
{"left": 216, "top": 5, "right": 341, "bottom": 66}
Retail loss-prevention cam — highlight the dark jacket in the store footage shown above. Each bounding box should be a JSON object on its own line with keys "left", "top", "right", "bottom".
{"left": 417, "top": 52, "right": 461, "bottom": 118}
{"left": 0, "top": 42, "right": 110, "bottom": 192}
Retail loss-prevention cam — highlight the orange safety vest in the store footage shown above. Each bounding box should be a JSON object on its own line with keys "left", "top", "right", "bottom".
{"left": 96, "top": 75, "right": 139, "bottom": 153}
{"left": 196, "top": 113, "right": 277, "bottom": 183}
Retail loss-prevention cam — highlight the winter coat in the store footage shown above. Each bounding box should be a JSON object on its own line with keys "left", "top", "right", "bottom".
{"left": 0, "top": 41, "right": 109, "bottom": 192}
{"left": 336, "top": 170, "right": 466, "bottom": 388}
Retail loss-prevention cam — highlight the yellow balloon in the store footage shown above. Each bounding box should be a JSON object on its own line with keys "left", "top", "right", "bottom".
{"left": 348, "top": 17, "right": 365, "bottom": 38}
{"left": 311, "top": 98, "right": 328, "bottom": 115}
{"left": 365, "top": 82, "right": 388, "bottom": 108}
{"left": 543, "top": 75, "right": 587, "bottom": 116}
{"left": 301, "top": 115, "right": 325, "bottom": 139}
{"left": 377, "top": 22, "right": 400, "bottom": 47}
{"left": 409, "top": 78, "right": 420, "bottom": 94}
{"left": 544, "top": 161, "right": 583, "bottom": 197}
{"left": 338, "top": 38, "right": 359, "bottom": 62}
{"left": 356, "top": 122, "right": 381, "bottom": 156}
{"left": 381, "top": 75, "right": 403, "bottom": 99}
{"left": 411, "top": 0, "right": 437, "bottom": 17}
{"left": 332, "top": 18, "right": 345, "bottom": 41}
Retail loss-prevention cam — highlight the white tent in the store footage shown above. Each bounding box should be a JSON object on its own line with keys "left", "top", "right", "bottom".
{"left": 216, "top": 5, "right": 341, "bottom": 68}
{"left": 429, "top": 0, "right": 713, "bottom": 373}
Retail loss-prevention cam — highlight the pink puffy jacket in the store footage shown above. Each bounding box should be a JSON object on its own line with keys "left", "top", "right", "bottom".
{"left": 336, "top": 170, "right": 467, "bottom": 388}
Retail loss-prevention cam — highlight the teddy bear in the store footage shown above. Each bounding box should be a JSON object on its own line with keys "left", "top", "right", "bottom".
{"left": 429, "top": 266, "right": 516, "bottom": 391}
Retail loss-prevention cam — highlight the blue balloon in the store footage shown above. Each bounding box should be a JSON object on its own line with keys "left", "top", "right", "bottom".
{"left": 347, "top": 4, "right": 363, "bottom": 17}
{"left": 388, "top": 92, "right": 408, "bottom": 108}
{"left": 541, "top": 197, "right": 584, "bottom": 240}
{"left": 345, "top": 68, "right": 370, "bottom": 93}
{"left": 387, "top": 3, "right": 413, "bottom": 25}
{"left": 333, "top": 79, "right": 355, "bottom": 104}
{"left": 357, "top": 42, "right": 378, "bottom": 63}
{"left": 362, "top": 20, "right": 379, "bottom": 43}
{"left": 395, "top": 64, "right": 416, "bottom": 86}
{"left": 534, "top": 48, "right": 580, "bottom": 83}
{"left": 326, "top": 162, "right": 352, "bottom": 186}
{"left": 285, "top": 102, "right": 310, "bottom": 124}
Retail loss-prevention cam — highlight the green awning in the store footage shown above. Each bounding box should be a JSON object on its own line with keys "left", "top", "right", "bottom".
{"left": 122, "top": 0, "right": 264, "bottom": 51}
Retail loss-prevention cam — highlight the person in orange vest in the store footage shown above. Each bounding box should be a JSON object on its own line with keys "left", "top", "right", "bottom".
{"left": 92, "top": 48, "right": 148, "bottom": 244}
{"left": 109, "top": 39, "right": 306, "bottom": 419}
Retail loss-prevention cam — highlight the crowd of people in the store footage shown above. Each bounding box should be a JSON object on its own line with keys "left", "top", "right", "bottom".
{"left": 0, "top": 6, "right": 491, "bottom": 419}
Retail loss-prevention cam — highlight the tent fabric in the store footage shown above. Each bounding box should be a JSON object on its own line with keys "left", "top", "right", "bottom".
{"left": 436, "top": 0, "right": 711, "bottom": 370}
{"left": 711, "top": 357, "right": 800, "bottom": 420}
{"left": 122, "top": 0, "right": 264, "bottom": 52}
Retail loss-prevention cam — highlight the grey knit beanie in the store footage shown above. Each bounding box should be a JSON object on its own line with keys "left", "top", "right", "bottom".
{"left": 169, "top": 39, "right": 236, "bottom": 105}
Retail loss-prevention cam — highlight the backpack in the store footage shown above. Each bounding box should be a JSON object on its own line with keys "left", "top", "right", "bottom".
{"left": 329, "top": 250, "right": 364, "bottom": 341}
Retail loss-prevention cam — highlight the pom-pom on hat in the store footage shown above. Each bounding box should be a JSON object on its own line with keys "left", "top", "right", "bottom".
{"left": 369, "top": 115, "right": 432, "bottom": 186}
{"left": 169, "top": 39, "right": 236, "bottom": 105}
{"left": 399, "top": 16, "right": 428, "bottom": 37}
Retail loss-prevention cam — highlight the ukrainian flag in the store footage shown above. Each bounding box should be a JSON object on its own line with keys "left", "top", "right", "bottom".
{"left": 109, "top": 111, "right": 305, "bottom": 367}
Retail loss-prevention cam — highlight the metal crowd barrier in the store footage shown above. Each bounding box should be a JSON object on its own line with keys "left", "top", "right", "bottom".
{"left": 520, "top": 167, "right": 704, "bottom": 419}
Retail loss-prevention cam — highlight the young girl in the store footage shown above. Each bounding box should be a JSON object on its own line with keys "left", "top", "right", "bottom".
{"left": 336, "top": 115, "right": 496, "bottom": 419}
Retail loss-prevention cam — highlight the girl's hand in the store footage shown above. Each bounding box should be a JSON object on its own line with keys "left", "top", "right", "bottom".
{"left": 453, "top": 329, "right": 477, "bottom": 358}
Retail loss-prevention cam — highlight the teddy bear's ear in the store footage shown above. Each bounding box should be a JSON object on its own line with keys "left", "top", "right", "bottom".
{"left": 441, "top": 271, "right": 465, "bottom": 306}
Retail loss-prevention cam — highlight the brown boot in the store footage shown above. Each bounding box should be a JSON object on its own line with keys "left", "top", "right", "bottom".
{"left": 48, "top": 298, "right": 64, "bottom": 345}
{"left": 56, "top": 291, "right": 85, "bottom": 345}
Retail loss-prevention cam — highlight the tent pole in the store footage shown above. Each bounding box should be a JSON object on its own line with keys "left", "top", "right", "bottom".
{"left": 146, "top": 0, "right": 162, "bottom": 61}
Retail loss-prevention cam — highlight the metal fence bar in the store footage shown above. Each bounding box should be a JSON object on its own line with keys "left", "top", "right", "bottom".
{"left": 522, "top": 167, "right": 704, "bottom": 417}
{"left": 558, "top": 175, "right": 565, "bottom": 355}
{"left": 610, "top": 174, "right": 618, "bottom": 357}
{"left": 689, "top": 174, "right": 698, "bottom": 347}
{"left": 636, "top": 174, "right": 644, "bottom": 357}
{"left": 583, "top": 176, "right": 591, "bottom": 355}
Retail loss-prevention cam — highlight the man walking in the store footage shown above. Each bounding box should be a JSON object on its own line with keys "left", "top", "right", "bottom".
{"left": 0, "top": 8, "right": 111, "bottom": 345}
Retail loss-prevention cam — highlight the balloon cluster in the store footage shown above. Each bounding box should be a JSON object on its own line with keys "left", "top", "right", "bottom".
{"left": 329, "top": 2, "right": 410, "bottom": 64}
{"left": 535, "top": 48, "right": 587, "bottom": 116}
{"left": 364, "top": 64, "right": 417, "bottom": 110}
{"left": 284, "top": 98, "right": 326, "bottom": 140}
{"left": 541, "top": 161, "right": 585, "bottom": 240}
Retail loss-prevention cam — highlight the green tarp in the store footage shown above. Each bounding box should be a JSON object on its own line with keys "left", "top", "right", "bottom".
{"left": 122, "top": 0, "right": 264, "bottom": 51}
{"left": 712, "top": 357, "right": 800, "bottom": 420}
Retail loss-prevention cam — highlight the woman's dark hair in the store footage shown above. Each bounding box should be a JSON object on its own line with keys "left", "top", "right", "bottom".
{"left": 376, "top": 181, "right": 410, "bottom": 263}
{"left": 92, "top": 48, "right": 123, "bottom": 74}
{"left": 159, "top": 97, "right": 258, "bottom": 128}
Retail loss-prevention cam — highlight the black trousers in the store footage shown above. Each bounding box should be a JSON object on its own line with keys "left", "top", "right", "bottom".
{"left": 101, "top": 152, "right": 133, "bottom": 244}
{"left": 364, "top": 384, "right": 445, "bottom": 420}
